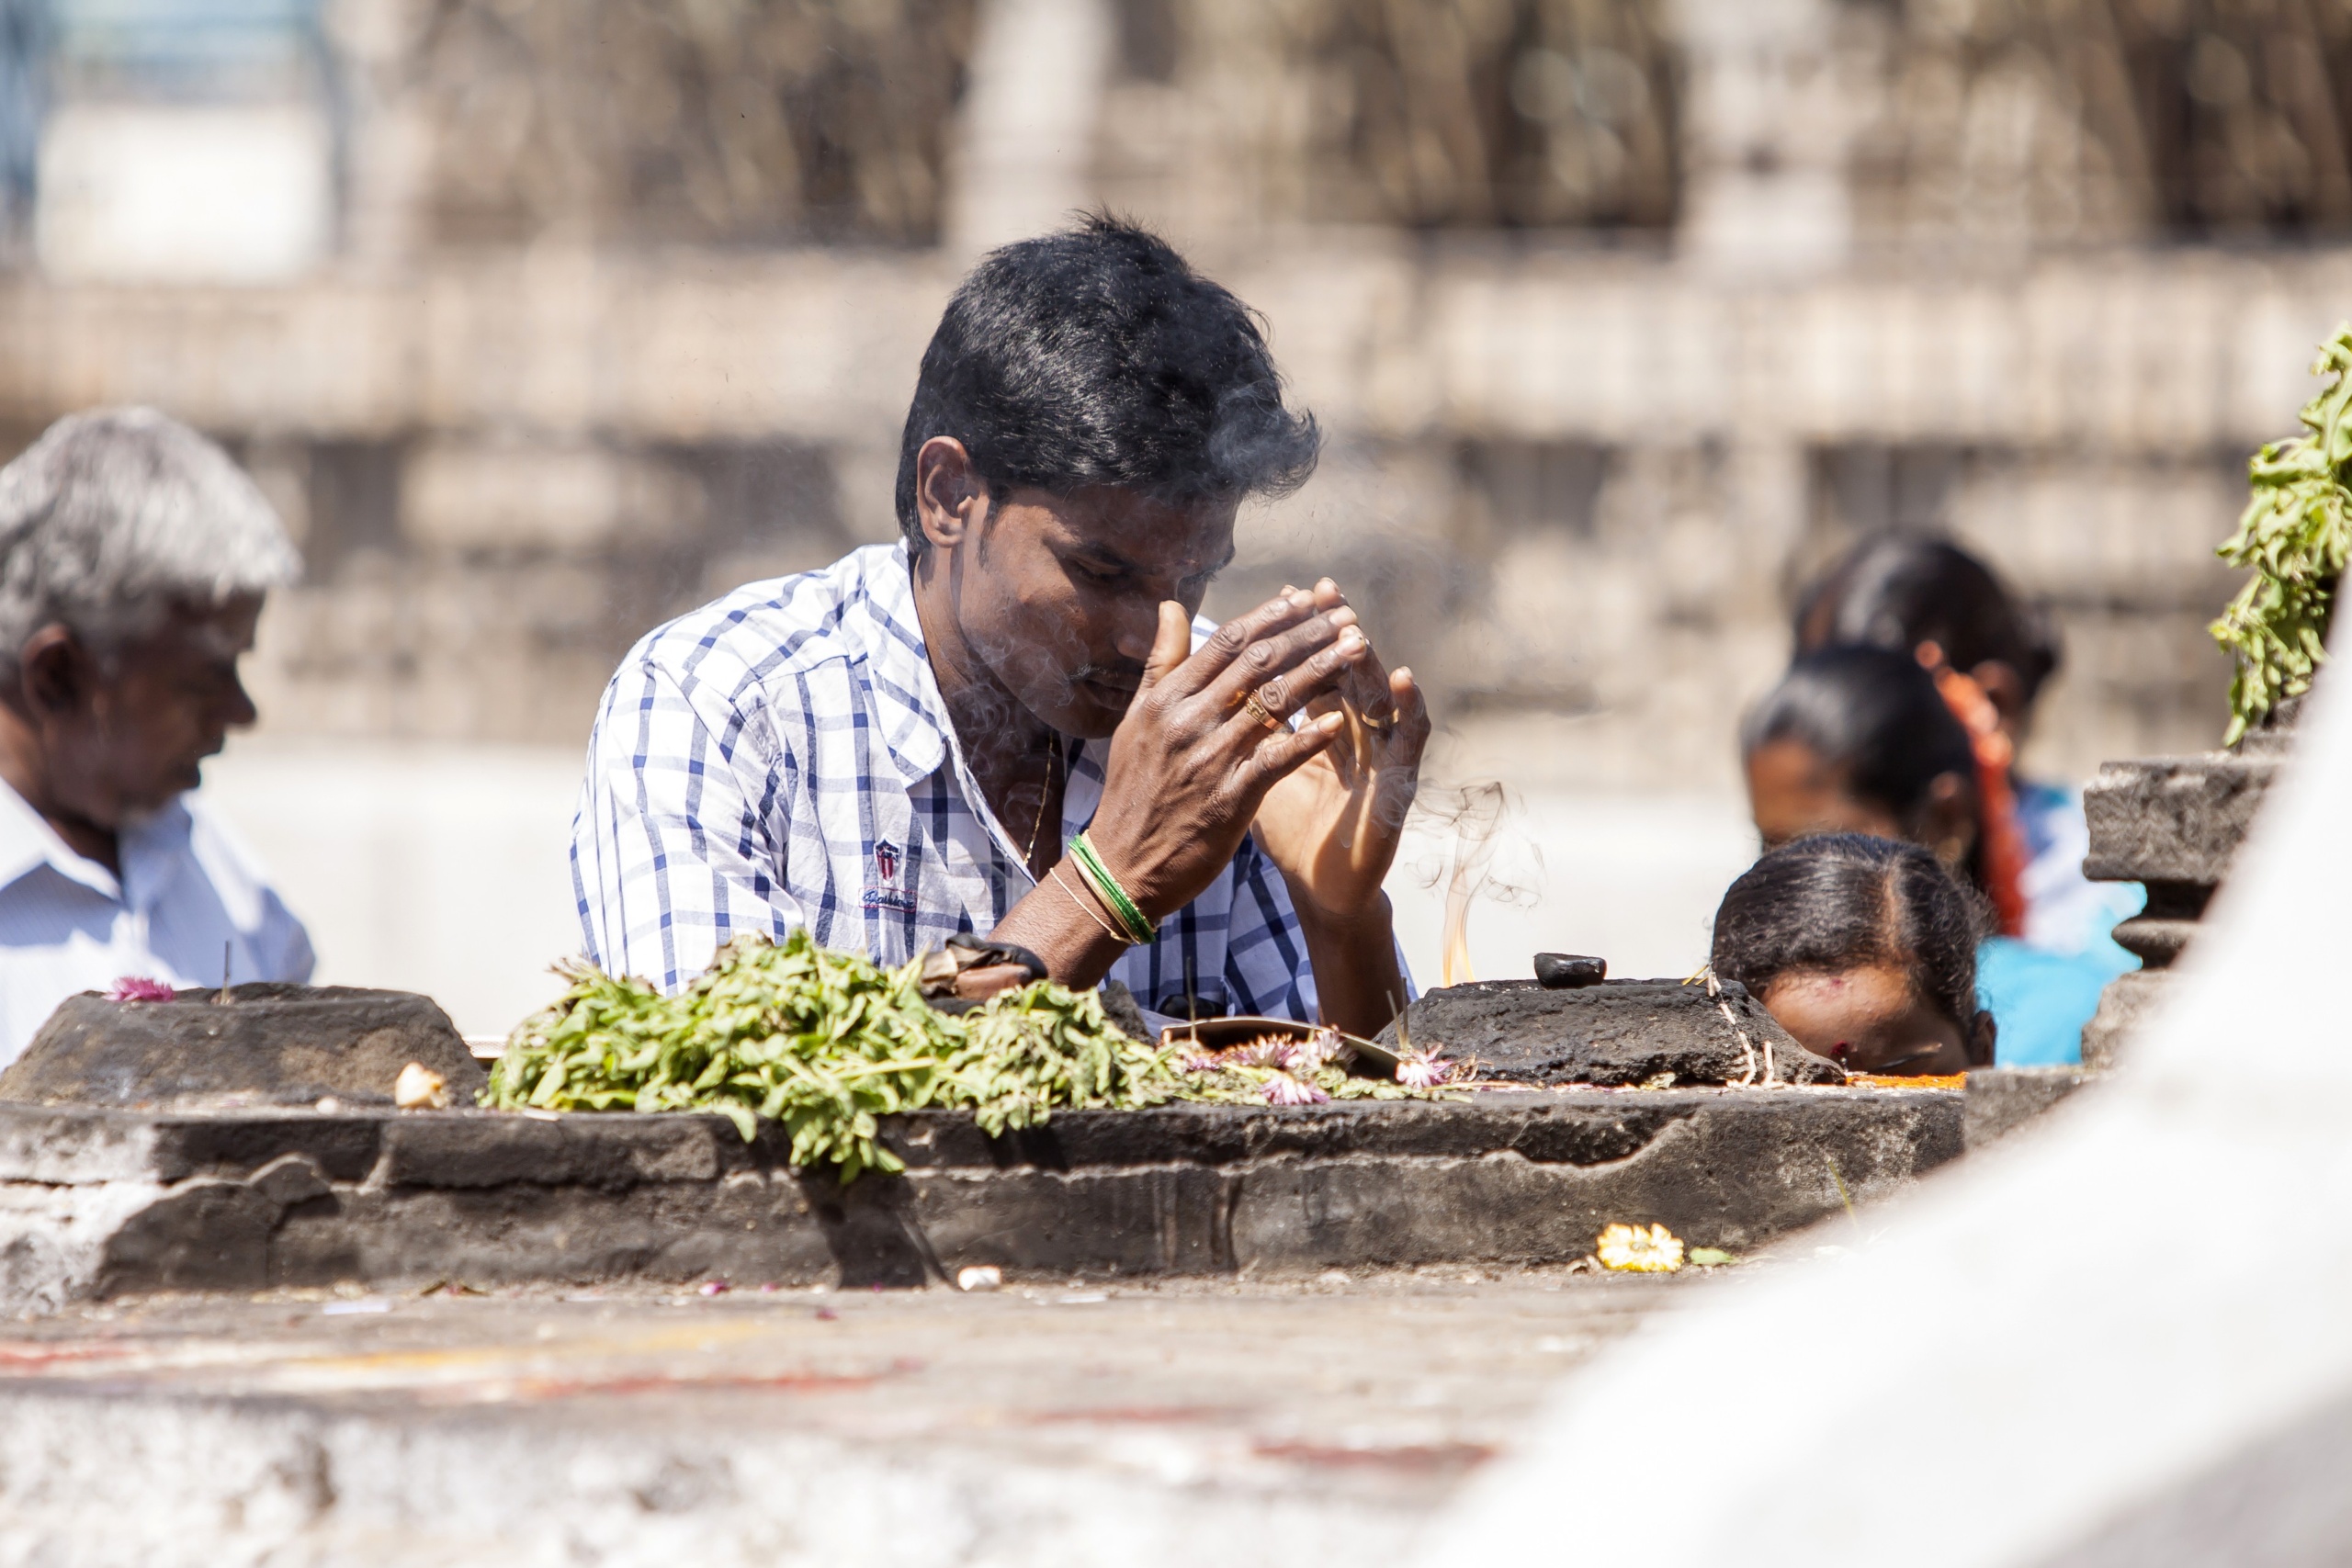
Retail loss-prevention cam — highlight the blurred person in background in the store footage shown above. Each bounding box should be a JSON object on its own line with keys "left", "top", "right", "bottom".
{"left": 0, "top": 409, "right": 312, "bottom": 1063}
{"left": 1792, "top": 536, "right": 2141, "bottom": 1063}
{"left": 1742, "top": 643, "right": 2118, "bottom": 1065}
{"left": 573, "top": 217, "right": 1428, "bottom": 1035}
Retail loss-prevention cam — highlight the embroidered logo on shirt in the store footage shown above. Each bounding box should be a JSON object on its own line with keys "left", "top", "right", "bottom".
{"left": 865, "top": 839, "right": 916, "bottom": 913}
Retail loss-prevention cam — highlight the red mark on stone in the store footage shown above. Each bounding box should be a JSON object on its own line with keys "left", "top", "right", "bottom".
{"left": 1250, "top": 1439, "right": 1496, "bottom": 1472}
{"left": 0, "top": 1344, "right": 132, "bottom": 1371}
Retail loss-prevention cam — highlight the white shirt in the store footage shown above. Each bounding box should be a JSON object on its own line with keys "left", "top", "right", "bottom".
{"left": 0, "top": 783, "right": 315, "bottom": 1066}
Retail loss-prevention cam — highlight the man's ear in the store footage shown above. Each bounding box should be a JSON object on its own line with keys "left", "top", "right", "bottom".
{"left": 914, "top": 437, "right": 989, "bottom": 552}
{"left": 1921, "top": 770, "right": 1978, "bottom": 872}
{"left": 1967, "top": 1008, "right": 1998, "bottom": 1068}
{"left": 14, "top": 625, "right": 85, "bottom": 718}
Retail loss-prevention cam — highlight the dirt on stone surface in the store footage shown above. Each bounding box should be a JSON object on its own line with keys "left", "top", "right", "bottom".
{"left": 1378, "top": 979, "right": 1846, "bottom": 1087}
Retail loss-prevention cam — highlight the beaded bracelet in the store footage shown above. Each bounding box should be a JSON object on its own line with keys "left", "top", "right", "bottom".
{"left": 1066, "top": 832, "right": 1157, "bottom": 945}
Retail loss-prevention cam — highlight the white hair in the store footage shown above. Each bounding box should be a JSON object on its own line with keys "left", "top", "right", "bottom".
{"left": 0, "top": 407, "right": 301, "bottom": 659}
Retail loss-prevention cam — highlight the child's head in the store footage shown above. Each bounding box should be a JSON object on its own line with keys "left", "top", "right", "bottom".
{"left": 1712, "top": 833, "right": 1995, "bottom": 1074}
{"left": 1793, "top": 535, "right": 2059, "bottom": 750}
{"left": 1743, "top": 644, "right": 1983, "bottom": 883}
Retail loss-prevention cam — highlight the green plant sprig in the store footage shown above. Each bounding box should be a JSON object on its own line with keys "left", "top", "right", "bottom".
{"left": 481, "top": 931, "right": 1444, "bottom": 1179}
{"left": 2212, "top": 323, "right": 2352, "bottom": 743}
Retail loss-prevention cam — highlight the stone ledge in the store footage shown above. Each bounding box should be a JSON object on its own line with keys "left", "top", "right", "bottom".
{"left": 2083, "top": 753, "right": 2279, "bottom": 886}
{"left": 1964, "top": 1067, "right": 2098, "bottom": 1148}
{"left": 0, "top": 1089, "right": 1962, "bottom": 1312}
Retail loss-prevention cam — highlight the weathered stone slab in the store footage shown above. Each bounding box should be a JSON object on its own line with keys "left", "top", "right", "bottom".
{"left": 0, "top": 1089, "right": 1960, "bottom": 1312}
{"left": 1376, "top": 979, "right": 1844, "bottom": 1086}
{"left": 2082, "top": 754, "right": 2279, "bottom": 886}
{"left": 1963, "top": 1066, "right": 2097, "bottom": 1148}
{"left": 2081, "top": 970, "right": 2173, "bottom": 1070}
{"left": 0, "top": 984, "right": 482, "bottom": 1111}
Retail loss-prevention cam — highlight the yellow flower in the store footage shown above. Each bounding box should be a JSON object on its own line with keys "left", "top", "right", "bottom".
{"left": 1596, "top": 1223, "right": 1684, "bottom": 1273}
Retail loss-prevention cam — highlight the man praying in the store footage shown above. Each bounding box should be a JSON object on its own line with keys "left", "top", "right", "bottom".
{"left": 572, "top": 217, "right": 1426, "bottom": 1034}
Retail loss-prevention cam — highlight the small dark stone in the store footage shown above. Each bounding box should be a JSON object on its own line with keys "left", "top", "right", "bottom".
{"left": 1533, "top": 953, "right": 1607, "bottom": 989}
{"left": 0, "top": 984, "right": 483, "bottom": 1110}
{"left": 1374, "top": 978, "right": 1844, "bottom": 1087}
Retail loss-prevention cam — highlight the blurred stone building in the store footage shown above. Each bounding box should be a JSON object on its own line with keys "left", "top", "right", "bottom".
{"left": 6, "top": 0, "right": 2349, "bottom": 791}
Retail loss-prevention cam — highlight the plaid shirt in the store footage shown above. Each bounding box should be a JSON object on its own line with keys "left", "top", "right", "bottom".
{"left": 571, "top": 542, "right": 1319, "bottom": 1021}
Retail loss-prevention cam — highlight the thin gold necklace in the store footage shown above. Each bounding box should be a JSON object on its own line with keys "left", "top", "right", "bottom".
{"left": 1022, "top": 739, "right": 1059, "bottom": 868}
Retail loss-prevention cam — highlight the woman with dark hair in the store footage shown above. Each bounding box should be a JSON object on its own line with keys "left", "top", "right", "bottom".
{"left": 1712, "top": 834, "right": 1995, "bottom": 1076}
{"left": 1792, "top": 535, "right": 2143, "bottom": 997}
{"left": 1743, "top": 647, "right": 1982, "bottom": 871}
{"left": 1740, "top": 644, "right": 2122, "bottom": 1065}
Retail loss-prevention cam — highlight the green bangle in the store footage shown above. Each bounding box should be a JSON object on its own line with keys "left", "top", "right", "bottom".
{"left": 1068, "top": 832, "right": 1157, "bottom": 945}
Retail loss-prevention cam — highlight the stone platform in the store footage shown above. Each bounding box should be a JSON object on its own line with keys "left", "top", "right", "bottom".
{"left": 0, "top": 1087, "right": 1961, "bottom": 1313}
{"left": 0, "top": 1270, "right": 1703, "bottom": 1567}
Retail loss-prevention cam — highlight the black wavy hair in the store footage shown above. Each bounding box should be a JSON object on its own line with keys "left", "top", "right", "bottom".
{"left": 1794, "top": 536, "right": 2061, "bottom": 702}
{"left": 1711, "top": 833, "right": 1984, "bottom": 1033}
{"left": 1743, "top": 644, "right": 1978, "bottom": 829}
{"left": 893, "top": 214, "right": 1321, "bottom": 551}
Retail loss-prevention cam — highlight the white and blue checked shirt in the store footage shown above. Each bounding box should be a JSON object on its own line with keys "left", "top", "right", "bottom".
{"left": 571, "top": 543, "right": 1320, "bottom": 1021}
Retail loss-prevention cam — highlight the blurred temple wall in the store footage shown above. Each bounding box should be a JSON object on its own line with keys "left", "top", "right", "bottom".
{"left": 4, "top": 0, "right": 2348, "bottom": 1015}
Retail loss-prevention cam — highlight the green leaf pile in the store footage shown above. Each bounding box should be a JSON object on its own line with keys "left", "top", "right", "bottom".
{"left": 479, "top": 931, "right": 1444, "bottom": 1180}
{"left": 2213, "top": 323, "right": 2352, "bottom": 743}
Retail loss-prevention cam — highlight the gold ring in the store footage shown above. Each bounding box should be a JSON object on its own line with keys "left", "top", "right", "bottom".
{"left": 1241, "top": 691, "right": 1283, "bottom": 731}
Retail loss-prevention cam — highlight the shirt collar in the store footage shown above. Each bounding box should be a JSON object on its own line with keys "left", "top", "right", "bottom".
{"left": 0, "top": 779, "right": 120, "bottom": 900}
{"left": 843, "top": 544, "right": 1110, "bottom": 868}
{"left": 845, "top": 543, "right": 954, "bottom": 788}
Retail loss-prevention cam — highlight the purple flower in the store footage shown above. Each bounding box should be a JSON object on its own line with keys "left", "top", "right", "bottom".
{"left": 107, "top": 976, "right": 177, "bottom": 1003}
{"left": 1261, "top": 1072, "right": 1329, "bottom": 1106}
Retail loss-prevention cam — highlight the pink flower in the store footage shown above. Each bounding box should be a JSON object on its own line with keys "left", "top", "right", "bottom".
{"left": 1396, "top": 1050, "right": 1457, "bottom": 1089}
{"left": 1227, "top": 1039, "right": 1289, "bottom": 1069}
{"left": 1261, "top": 1072, "right": 1329, "bottom": 1106}
{"left": 107, "top": 976, "right": 177, "bottom": 1003}
{"left": 1281, "top": 1026, "right": 1345, "bottom": 1075}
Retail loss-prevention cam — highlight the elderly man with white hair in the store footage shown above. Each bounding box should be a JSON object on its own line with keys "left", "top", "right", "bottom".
{"left": 0, "top": 407, "right": 313, "bottom": 1062}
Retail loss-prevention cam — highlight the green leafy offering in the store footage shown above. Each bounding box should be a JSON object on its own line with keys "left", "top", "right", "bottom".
{"left": 2213, "top": 324, "right": 2352, "bottom": 743}
{"left": 480, "top": 931, "right": 1446, "bottom": 1179}
{"left": 1688, "top": 1247, "right": 1736, "bottom": 1268}
{"left": 481, "top": 931, "right": 1195, "bottom": 1179}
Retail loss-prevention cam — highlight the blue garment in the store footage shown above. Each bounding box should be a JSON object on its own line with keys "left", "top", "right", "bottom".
{"left": 571, "top": 542, "right": 1334, "bottom": 1021}
{"left": 1979, "top": 783, "right": 2142, "bottom": 1065}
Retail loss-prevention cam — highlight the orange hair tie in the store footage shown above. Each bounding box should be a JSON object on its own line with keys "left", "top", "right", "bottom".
{"left": 1923, "top": 652, "right": 2029, "bottom": 939}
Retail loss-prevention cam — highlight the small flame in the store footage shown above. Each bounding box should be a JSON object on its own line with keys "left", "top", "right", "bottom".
{"left": 1431, "top": 783, "right": 1509, "bottom": 987}
{"left": 1441, "top": 866, "right": 1477, "bottom": 987}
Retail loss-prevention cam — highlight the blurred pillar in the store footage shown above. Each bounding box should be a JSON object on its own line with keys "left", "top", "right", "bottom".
{"left": 1670, "top": 0, "right": 1853, "bottom": 278}
{"left": 946, "top": 0, "right": 1114, "bottom": 255}
{"left": 323, "top": 0, "right": 429, "bottom": 272}
{"left": 0, "top": 0, "right": 44, "bottom": 257}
